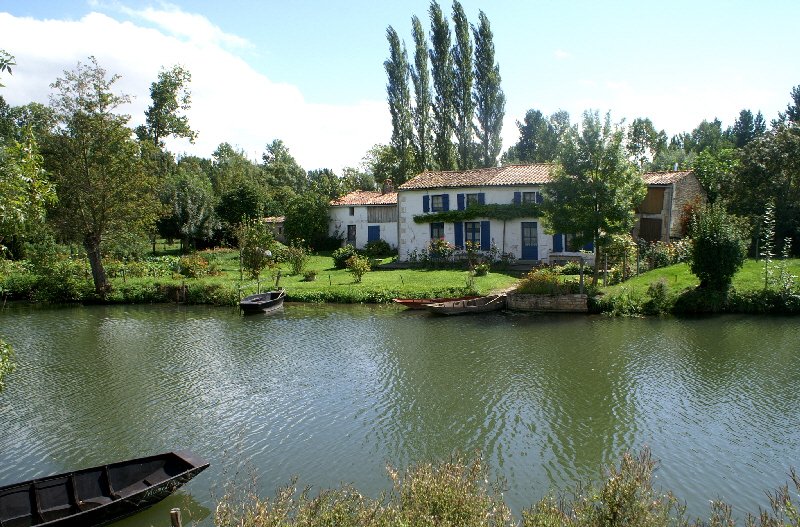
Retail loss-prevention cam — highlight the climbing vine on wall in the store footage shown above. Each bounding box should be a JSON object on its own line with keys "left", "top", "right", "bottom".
{"left": 413, "top": 202, "right": 541, "bottom": 223}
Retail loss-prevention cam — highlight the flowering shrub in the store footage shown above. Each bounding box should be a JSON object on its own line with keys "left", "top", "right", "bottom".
{"left": 345, "top": 254, "right": 371, "bottom": 282}
{"left": 426, "top": 238, "right": 455, "bottom": 261}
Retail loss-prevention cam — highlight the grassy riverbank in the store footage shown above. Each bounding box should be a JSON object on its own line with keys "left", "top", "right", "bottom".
{"left": 597, "top": 259, "right": 800, "bottom": 315}
{"left": 215, "top": 449, "right": 799, "bottom": 527}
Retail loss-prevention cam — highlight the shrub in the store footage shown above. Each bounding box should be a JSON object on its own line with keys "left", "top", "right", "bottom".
{"left": 284, "top": 241, "right": 310, "bottom": 276}
{"left": 426, "top": 237, "right": 455, "bottom": 262}
{"left": 516, "top": 268, "right": 563, "bottom": 295}
{"left": 345, "top": 254, "right": 371, "bottom": 283}
{"left": 558, "top": 260, "right": 590, "bottom": 275}
{"left": 644, "top": 278, "right": 670, "bottom": 315}
{"left": 601, "top": 287, "right": 645, "bottom": 317}
{"left": 303, "top": 270, "right": 317, "bottom": 282}
{"left": 363, "top": 239, "right": 393, "bottom": 257}
{"left": 176, "top": 254, "right": 210, "bottom": 278}
{"left": 332, "top": 244, "right": 358, "bottom": 269}
{"left": 688, "top": 203, "right": 748, "bottom": 291}
{"left": 473, "top": 262, "right": 490, "bottom": 276}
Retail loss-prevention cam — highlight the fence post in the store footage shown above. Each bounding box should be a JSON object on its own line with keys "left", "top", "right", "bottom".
{"left": 170, "top": 508, "right": 182, "bottom": 527}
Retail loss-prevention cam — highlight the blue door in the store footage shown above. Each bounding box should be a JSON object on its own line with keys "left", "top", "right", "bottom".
{"left": 521, "top": 222, "right": 538, "bottom": 260}
{"left": 367, "top": 225, "right": 380, "bottom": 242}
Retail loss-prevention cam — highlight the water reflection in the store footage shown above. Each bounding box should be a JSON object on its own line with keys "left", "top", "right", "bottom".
{"left": 1, "top": 305, "right": 798, "bottom": 523}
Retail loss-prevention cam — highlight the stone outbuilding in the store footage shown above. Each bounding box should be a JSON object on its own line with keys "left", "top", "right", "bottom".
{"left": 633, "top": 170, "right": 707, "bottom": 243}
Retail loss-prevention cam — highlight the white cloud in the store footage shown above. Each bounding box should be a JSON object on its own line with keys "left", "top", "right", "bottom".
{"left": 0, "top": 9, "right": 389, "bottom": 171}
{"left": 553, "top": 49, "right": 572, "bottom": 60}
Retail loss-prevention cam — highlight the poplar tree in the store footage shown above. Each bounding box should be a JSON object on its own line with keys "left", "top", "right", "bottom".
{"left": 472, "top": 11, "right": 504, "bottom": 168}
{"left": 385, "top": 26, "right": 414, "bottom": 183}
{"left": 451, "top": 0, "right": 474, "bottom": 169}
{"left": 410, "top": 15, "right": 433, "bottom": 173}
{"left": 429, "top": 1, "right": 456, "bottom": 171}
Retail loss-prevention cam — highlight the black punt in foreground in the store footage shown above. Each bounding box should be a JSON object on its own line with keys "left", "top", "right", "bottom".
{"left": 0, "top": 451, "right": 209, "bottom": 527}
{"left": 239, "top": 289, "right": 285, "bottom": 314}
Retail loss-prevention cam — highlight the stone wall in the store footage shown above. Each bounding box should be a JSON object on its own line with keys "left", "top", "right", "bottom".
{"left": 507, "top": 293, "right": 588, "bottom": 313}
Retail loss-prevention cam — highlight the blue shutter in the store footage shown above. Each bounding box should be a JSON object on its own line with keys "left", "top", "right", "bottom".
{"left": 536, "top": 192, "right": 544, "bottom": 204}
{"left": 583, "top": 240, "right": 594, "bottom": 251}
{"left": 553, "top": 234, "right": 563, "bottom": 252}
{"left": 478, "top": 193, "right": 486, "bottom": 205}
{"left": 368, "top": 225, "right": 380, "bottom": 242}
{"left": 513, "top": 192, "right": 521, "bottom": 204}
{"left": 457, "top": 193, "right": 465, "bottom": 210}
{"left": 454, "top": 222, "right": 464, "bottom": 248}
{"left": 441, "top": 194, "right": 450, "bottom": 211}
{"left": 480, "top": 221, "right": 491, "bottom": 251}
{"left": 423, "top": 195, "right": 430, "bottom": 212}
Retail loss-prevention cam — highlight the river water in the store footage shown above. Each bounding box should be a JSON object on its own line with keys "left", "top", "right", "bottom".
{"left": 1, "top": 304, "right": 798, "bottom": 525}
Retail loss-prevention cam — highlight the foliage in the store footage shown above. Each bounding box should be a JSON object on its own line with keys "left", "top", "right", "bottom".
{"left": 0, "top": 338, "right": 16, "bottom": 392}
{"left": 541, "top": 111, "right": 646, "bottom": 284}
{"left": 385, "top": 26, "right": 415, "bottom": 183}
{"left": 414, "top": 201, "right": 540, "bottom": 223}
{"left": 428, "top": 1, "right": 456, "bottom": 171}
{"left": 452, "top": 0, "right": 475, "bottom": 170}
{"left": 760, "top": 200, "right": 777, "bottom": 290}
{"left": 176, "top": 254, "right": 212, "bottom": 278}
{"left": 472, "top": 10, "right": 505, "bottom": 168}
{"left": 284, "top": 241, "right": 310, "bottom": 276}
{"left": 262, "top": 139, "right": 307, "bottom": 196}
{"left": 216, "top": 181, "right": 265, "bottom": 232}
{"left": 473, "top": 262, "right": 490, "bottom": 276}
{"left": 363, "top": 239, "right": 394, "bottom": 257}
{"left": 502, "top": 109, "right": 568, "bottom": 164}
{"left": 302, "top": 270, "right": 317, "bottom": 282}
{"left": 688, "top": 203, "right": 748, "bottom": 291}
{"left": 345, "top": 254, "right": 371, "bottom": 283}
{"left": 237, "top": 218, "right": 276, "bottom": 281}
{"left": 283, "top": 193, "right": 330, "bottom": 250}
{"left": 45, "top": 56, "right": 160, "bottom": 298}
{"left": 410, "top": 15, "right": 433, "bottom": 173}
{"left": 644, "top": 279, "right": 670, "bottom": 315}
{"left": 692, "top": 148, "right": 739, "bottom": 203}
{"left": 626, "top": 117, "right": 667, "bottom": 169}
{"left": 159, "top": 165, "right": 218, "bottom": 251}
{"left": 135, "top": 65, "right": 196, "bottom": 147}
{"left": 516, "top": 267, "right": 583, "bottom": 295}
{"left": 332, "top": 244, "right": 359, "bottom": 269}
{"left": 426, "top": 237, "right": 455, "bottom": 261}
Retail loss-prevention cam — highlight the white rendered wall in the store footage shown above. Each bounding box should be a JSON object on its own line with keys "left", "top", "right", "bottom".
{"left": 329, "top": 205, "right": 398, "bottom": 250}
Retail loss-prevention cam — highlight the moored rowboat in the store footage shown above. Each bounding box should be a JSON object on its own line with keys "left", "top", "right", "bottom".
{"left": 423, "top": 294, "right": 506, "bottom": 315}
{"left": 239, "top": 289, "right": 285, "bottom": 314}
{"left": 392, "top": 295, "right": 480, "bottom": 309}
{"left": 0, "top": 451, "right": 209, "bottom": 527}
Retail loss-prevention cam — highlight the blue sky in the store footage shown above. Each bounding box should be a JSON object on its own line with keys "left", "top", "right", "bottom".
{"left": 1, "top": 1, "right": 798, "bottom": 171}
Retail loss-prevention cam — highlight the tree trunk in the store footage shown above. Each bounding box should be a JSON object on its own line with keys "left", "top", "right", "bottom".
{"left": 592, "top": 244, "right": 601, "bottom": 286}
{"left": 84, "top": 234, "right": 109, "bottom": 299}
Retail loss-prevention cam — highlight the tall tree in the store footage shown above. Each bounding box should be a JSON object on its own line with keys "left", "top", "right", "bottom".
{"left": 626, "top": 117, "right": 666, "bottom": 169}
{"left": 451, "top": 0, "right": 474, "bottom": 169}
{"left": 541, "top": 111, "right": 645, "bottom": 284}
{"left": 729, "top": 109, "right": 765, "bottom": 149}
{"left": 158, "top": 164, "right": 218, "bottom": 252}
{"left": 45, "top": 57, "right": 160, "bottom": 297}
{"left": 385, "top": 26, "right": 414, "bottom": 183}
{"left": 472, "top": 10, "right": 505, "bottom": 168}
{"left": 503, "top": 109, "right": 556, "bottom": 163}
{"left": 0, "top": 49, "right": 13, "bottom": 88}
{"left": 429, "top": 1, "right": 456, "bottom": 171}
{"left": 781, "top": 85, "right": 800, "bottom": 124}
{"left": 262, "top": 139, "right": 307, "bottom": 194}
{"left": 135, "top": 65, "right": 196, "bottom": 148}
{"left": 410, "top": 15, "right": 433, "bottom": 173}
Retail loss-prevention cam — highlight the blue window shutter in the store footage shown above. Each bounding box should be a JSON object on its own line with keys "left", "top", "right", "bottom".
{"left": 423, "top": 195, "right": 430, "bottom": 212}
{"left": 368, "top": 225, "right": 380, "bottom": 242}
{"left": 553, "top": 234, "right": 563, "bottom": 252}
{"left": 457, "top": 193, "right": 465, "bottom": 210}
{"left": 454, "top": 222, "right": 464, "bottom": 248}
{"left": 478, "top": 193, "right": 486, "bottom": 205}
{"left": 513, "top": 192, "right": 521, "bottom": 204}
{"left": 480, "top": 221, "right": 491, "bottom": 251}
{"left": 584, "top": 240, "right": 594, "bottom": 251}
{"left": 536, "top": 192, "right": 544, "bottom": 204}
{"left": 441, "top": 194, "right": 450, "bottom": 211}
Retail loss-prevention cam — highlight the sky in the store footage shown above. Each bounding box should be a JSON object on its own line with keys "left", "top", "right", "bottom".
{"left": 1, "top": 1, "right": 798, "bottom": 172}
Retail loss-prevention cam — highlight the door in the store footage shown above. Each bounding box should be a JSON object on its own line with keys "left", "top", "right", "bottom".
{"left": 521, "top": 222, "right": 538, "bottom": 260}
{"left": 367, "top": 225, "right": 380, "bottom": 242}
{"left": 347, "top": 225, "right": 356, "bottom": 245}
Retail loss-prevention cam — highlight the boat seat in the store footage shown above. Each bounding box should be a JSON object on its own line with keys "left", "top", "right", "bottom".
{"left": 79, "top": 496, "right": 113, "bottom": 510}
{"left": 40, "top": 505, "right": 79, "bottom": 524}
{"left": 116, "top": 480, "right": 149, "bottom": 497}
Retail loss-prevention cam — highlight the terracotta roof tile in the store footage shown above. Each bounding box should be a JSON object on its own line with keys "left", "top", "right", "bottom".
{"left": 330, "top": 190, "right": 398, "bottom": 206}
{"left": 642, "top": 170, "right": 694, "bottom": 185}
{"left": 399, "top": 164, "right": 554, "bottom": 190}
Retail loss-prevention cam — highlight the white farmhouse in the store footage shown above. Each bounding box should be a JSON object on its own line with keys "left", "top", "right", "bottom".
{"left": 329, "top": 189, "right": 398, "bottom": 249}
{"left": 397, "top": 164, "right": 575, "bottom": 262}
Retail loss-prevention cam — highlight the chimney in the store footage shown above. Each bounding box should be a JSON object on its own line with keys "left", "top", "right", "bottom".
{"left": 382, "top": 178, "right": 394, "bottom": 194}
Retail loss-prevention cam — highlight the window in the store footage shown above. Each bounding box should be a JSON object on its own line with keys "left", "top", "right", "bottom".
{"left": 466, "top": 193, "right": 480, "bottom": 207}
{"left": 430, "top": 222, "right": 444, "bottom": 240}
{"left": 367, "top": 206, "right": 398, "bottom": 223}
{"left": 522, "top": 191, "right": 540, "bottom": 203}
{"left": 347, "top": 225, "right": 356, "bottom": 244}
{"left": 431, "top": 194, "right": 444, "bottom": 212}
{"left": 349, "top": 207, "right": 355, "bottom": 216}
{"left": 465, "top": 222, "right": 480, "bottom": 244}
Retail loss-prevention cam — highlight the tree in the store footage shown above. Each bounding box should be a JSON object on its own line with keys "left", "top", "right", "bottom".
{"left": 135, "top": 65, "right": 196, "bottom": 148}
{"left": 541, "top": 111, "right": 645, "bottom": 284}
{"left": 308, "top": 168, "right": 344, "bottom": 200}
{"left": 282, "top": 193, "right": 330, "bottom": 249}
{"left": 262, "top": 139, "right": 307, "bottom": 194}
{"left": 360, "top": 144, "right": 400, "bottom": 187}
{"left": 779, "top": 85, "right": 800, "bottom": 124}
{"left": 158, "top": 164, "right": 218, "bottom": 251}
{"left": 472, "top": 10, "right": 505, "bottom": 168}
{"left": 429, "top": 1, "right": 456, "bottom": 171}
{"left": 410, "top": 15, "right": 433, "bottom": 173}
{"left": 45, "top": 57, "right": 160, "bottom": 298}
{"left": 342, "top": 166, "right": 376, "bottom": 192}
{"left": 0, "top": 49, "right": 14, "bottom": 88}
{"left": 728, "top": 109, "right": 766, "bottom": 149}
{"left": 210, "top": 142, "right": 261, "bottom": 196}
{"left": 626, "top": 117, "right": 666, "bottom": 169}
{"left": 691, "top": 148, "right": 740, "bottom": 204}
{"left": 503, "top": 109, "right": 561, "bottom": 164}
{"left": 688, "top": 203, "right": 748, "bottom": 291}
{"left": 237, "top": 217, "right": 276, "bottom": 282}
{"left": 451, "top": 0, "right": 474, "bottom": 169}
{"left": 385, "top": 26, "right": 415, "bottom": 183}
{"left": 216, "top": 181, "right": 265, "bottom": 232}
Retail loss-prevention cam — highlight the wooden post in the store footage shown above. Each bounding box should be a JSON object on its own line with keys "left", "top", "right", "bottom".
{"left": 170, "top": 508, "right": 182, "bottom": 527}
{"left": 579, "top": 256, "right": 584, "bottom": 295}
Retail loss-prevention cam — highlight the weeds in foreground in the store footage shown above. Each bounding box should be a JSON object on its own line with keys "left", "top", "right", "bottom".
{"left": 214, "top": 449, "right": 800, "bottom": 527}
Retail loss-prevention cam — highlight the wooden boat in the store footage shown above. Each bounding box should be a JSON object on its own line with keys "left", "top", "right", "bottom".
{"left": 0, "top": 450, "right": 209, "bottom": 527}
{"left": 392, "top": 296, "right": 480, "bottom": 309}
{"left": 423, "top": 294, "right": 506, "bottom": 315}
{"left": 239, "top": 289, "right": 285, "bottom": 314}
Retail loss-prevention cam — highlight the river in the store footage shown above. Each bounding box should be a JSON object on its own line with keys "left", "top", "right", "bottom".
{"left": 1, "top": 304, "right": 798, "bottom": 525}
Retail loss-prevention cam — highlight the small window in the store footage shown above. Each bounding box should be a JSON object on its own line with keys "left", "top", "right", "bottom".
{"left": 431, "top": 195, "right": 444, "bottom": 212}
{"left": 465, "top": 222, "right": 481, "bottom": 244}
{"left": 349, "top": 206, "right": 355, "bottom": 216}
{"left": 466, "top": 193, "right": 480, "bottom": 207}
{"left": 430, "top": 222, "right": 445, "bottom": 240}
{"left": 522, "top": 191, "right": 540, "bottom": 203}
